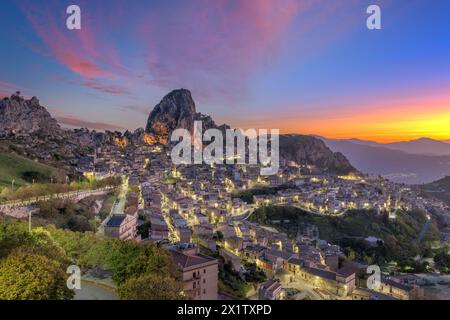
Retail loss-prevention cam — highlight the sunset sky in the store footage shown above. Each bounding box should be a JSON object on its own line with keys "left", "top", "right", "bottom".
{"left": 1, "top": 0, "right": 449, "bottom": 142}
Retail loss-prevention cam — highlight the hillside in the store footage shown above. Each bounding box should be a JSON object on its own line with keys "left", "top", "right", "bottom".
{"left": 250, "top": 206, "right": 440, "bottom": 265}
{"left": 422, "top": 176, "right": 450, "bottom": 206}
{"left": 0, "top": 153, "right": 65, "bottom": 188}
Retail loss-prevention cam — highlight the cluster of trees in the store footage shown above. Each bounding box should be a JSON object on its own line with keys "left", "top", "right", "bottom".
{"left": 0, "top": 176, "right": 122, "bottom": 202}
{"left": 0, "top": 218, "right": 184, "bottom": 300}
{"left": 434, "top": 248, "right": 450, "bottom": 273}
{"left": 218, "top": 258, "right": 267, "bottom": 299}
{"left": 46, "top": 226, "right": 183, "bottom": 300}
{"left": 0, "top": 219, "right": 74, "bottom": 300}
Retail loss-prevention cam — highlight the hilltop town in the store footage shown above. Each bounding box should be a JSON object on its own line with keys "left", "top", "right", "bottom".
{"left": 1, "top": 90, "right": 450, "bottom": 300}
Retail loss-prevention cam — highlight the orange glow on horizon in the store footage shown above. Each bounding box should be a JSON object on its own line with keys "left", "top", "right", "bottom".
{"left": 228, "top": 97, "right": 450, "bottom": 143}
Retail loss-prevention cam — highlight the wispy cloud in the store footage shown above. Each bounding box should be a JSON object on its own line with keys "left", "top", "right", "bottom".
{"left": 118, "top": 105, "right": 149, "bottom": 115}
{"left": 56, "top": 115, "right": 125, "bottom": 131}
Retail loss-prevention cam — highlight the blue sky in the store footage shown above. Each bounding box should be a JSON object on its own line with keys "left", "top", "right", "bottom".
{"left": 1, "top": 0, "right": 450, "bottom": 141}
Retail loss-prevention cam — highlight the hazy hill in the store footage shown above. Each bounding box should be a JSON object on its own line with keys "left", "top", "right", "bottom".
{"left": 385, "top": 138, "right": 450, "bottom": 156}
{"left": 320, "top": 138, "right": 450, "bottom": 184}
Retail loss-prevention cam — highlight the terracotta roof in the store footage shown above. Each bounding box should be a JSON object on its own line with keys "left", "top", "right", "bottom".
{"left": 170, "top": 250, "right": 217, "bottom": 270}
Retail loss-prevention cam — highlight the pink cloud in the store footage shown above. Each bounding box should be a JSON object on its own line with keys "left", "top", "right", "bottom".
{"left": 18, "top": 0, "right": 358, "bottom": 103}
{"left": 19, "top": 0, "right": 131, "bottom": 94}
{"left": 140, "top": 0, "right": 308, "bottom": 102}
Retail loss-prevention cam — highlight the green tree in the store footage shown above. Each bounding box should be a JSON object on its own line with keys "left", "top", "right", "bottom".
{"left": 0, "top": 249, "right": 73, "bottom": 300}
{"left": 118, "top": 274, "right": 184, "bottom": 300}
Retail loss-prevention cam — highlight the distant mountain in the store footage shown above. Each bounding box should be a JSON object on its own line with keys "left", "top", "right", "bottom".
{"left": 146, "top": 89, "right": 356, "bottom": 174}
{"left": 321, "top": 137, "right": 450, "bottom": 156}
{"left": 319, "top": 137, "right": 450, "bottom": 184}
{"left": 384, "top": 138, "right": 450, "bottom": 156}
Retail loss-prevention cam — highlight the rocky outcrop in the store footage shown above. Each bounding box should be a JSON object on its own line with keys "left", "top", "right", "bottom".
{"left": 279, "top": 134, "right": 356, "bottom": 174}
{"left": 0, "top": 93, "right": 61, "bottom": 135}
{"left": 145, "top": 89, "right": 229, "bottom": 144}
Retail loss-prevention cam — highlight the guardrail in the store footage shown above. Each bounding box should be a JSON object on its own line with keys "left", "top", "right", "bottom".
{"left": 0, "top": 186, "right": 115, "bottom": 207}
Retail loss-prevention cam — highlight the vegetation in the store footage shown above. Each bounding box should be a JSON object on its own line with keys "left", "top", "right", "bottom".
{"left": 46, "top": 225, "right": 182, "bottom": 297}
{"left": 218, "top": 262, "right": 253, "bottom": 299}
{"left": 434, "top": 246, "right": 450, "bottom": 273}
{"left": 118, "top": 274, "right": 184, "bottom": 300}
{"left": 242, "top": 261, "right": 267, "bottom": 283}
{"left": 98, "top": 194, "right": 117, "bottom": 220}
{"left": 0, "top": 219, "right": 73, "bottom": 300}
{"left": 0, "top": 152, "right": 66, "bottom": 188}
{"left": 250, "top": 205, "right": 441, "bottom": 267}
{"left": 217, "top": 257, "right": 266, "bottom": 298}
{"left": 34, "top": 198, "right": 99, "bottom": 232}
{"left": 0, "top": 249, "right": 73, "bottom": 300}
{"left": 232, "top": 184, "right": 291, "bottom": 204}
{"left": 0, "top": 218, "right": 183, "bottom": 300}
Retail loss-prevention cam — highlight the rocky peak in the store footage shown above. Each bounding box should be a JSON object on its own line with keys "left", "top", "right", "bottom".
{"left": 0, "top": 93, "right": 61, "bottom": 135}
{"left": 145, "top": 89, "right": 227, "bottom": 144}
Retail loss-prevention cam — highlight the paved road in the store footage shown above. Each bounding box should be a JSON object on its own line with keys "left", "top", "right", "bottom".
{"left": 110, "top": 178, "right": 128, "bottom": 215}
{"left": 282, "top": 279, "right": 324, "bottom": 300}
{"left": 74, "top": 280, "right": 118, "bottom": 300}
{"left": 232, "top": 207, "right": 256, "bottom": 221}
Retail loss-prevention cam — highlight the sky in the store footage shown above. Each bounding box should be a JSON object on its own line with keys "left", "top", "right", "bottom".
{"left": 1, "top": 0, "right": 450, "bottom": 142}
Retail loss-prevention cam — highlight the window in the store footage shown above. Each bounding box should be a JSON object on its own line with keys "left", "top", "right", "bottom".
{"left": 193, "top": 272, "right": 196, "bottom": 278}
{"left": 203, "top": 289, "right": 206, "bottom": 294}
{"left": 203, "top": 269, "right": 206, "bottom": 274}
{"left": 203, "top": 279, "right": 206, "bottom": 284}
{"left": 193, "top": 282, "right": 196, "bottom": 289}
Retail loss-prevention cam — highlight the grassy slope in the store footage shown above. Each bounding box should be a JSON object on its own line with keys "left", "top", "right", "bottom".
{"left": 0, "top": 153, "right": 64, "bottom": 188}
